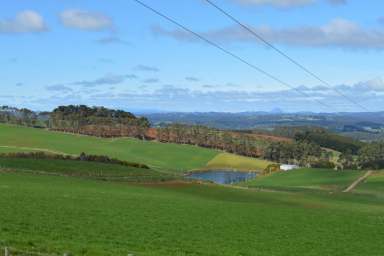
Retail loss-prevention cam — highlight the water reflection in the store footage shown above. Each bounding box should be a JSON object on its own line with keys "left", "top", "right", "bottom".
{"left": 188, "top": 170, "right": 256, "bottom": 184}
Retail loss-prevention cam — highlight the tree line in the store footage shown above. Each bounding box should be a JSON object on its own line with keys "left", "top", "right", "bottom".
{"left": 1, "top": 151, "right": 150, "bottom": 169}
{"left": 262, "top": 141, "right": 334, "bottom": 168}
{"left": 154, "top": 124, "right": 268, "bottom": 157}
{"left": 266, "top": 128, "right": 384, "bottom": 170}
{"left": 337, "top": 142, "right": 384, "bottom": 170}
{"left": 273, "top": 126, "right": 364, "bottom": 154}
{"left": 49, "top": 105, "right": 150, "bottom": 139}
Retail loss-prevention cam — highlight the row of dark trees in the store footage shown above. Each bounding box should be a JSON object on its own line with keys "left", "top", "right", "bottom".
{"left": 262, "top": 141, "right": 334, "bottom": 168}
{"left": 274, "top": 126, "right": 364, "bottom": 154}
{"left": 155, "top": 124, "right": 266, "bottom": 157}
{"left": 337, "top": 142, "right": 384, "bottom": 170}
{"left": 357, "top": 142, "right": 384, "bottom": 169}
{"left": 267, "top": 127, "right": 384, "bottom": 170}
{"left": 49, "top": 105, "right": 150, "bottom": 138}
{"left": 1, "top": 151, "right": 149, "bottom": 169}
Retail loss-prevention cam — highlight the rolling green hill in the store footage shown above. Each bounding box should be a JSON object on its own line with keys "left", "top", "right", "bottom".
{"left": 0, "top": 124, "right": 217, "bottom": 171}
{"left": 0, "top": 124, "right": 270, "bottom": 172}
{"left": 1, "top": 124, "right": 384, "bottom": 255}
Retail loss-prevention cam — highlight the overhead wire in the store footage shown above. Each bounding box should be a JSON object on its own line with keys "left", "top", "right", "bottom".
{"left": 203, "top": 0, "right": 370, "bottom": 112}
{"left": 132, "top": 0, "right": 333, "bottom": 111}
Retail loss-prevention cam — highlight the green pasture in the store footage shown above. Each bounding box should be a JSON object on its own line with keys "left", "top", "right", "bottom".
{"left": 0, "top": 124, "right": 217, "bottom": 171}
{"left": 354, "top": 171, "right": 384, "bottom": 197}
{"left": 1, "top": 172, "right": 384, "bottom": 256}
{"left": 244, "top": 168, "right": 363, "bottom": 192}
{"left": 0, "top": 124, "right": 274, "bottom": 172}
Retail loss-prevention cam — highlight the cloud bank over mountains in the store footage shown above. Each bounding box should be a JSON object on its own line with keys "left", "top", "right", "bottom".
{"left": 10, "top": 76, "right": 383, "bottom": 112}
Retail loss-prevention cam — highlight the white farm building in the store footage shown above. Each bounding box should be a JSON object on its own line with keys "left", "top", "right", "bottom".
{"left": 280, "top": 164, "right": 299, "bottom": 171}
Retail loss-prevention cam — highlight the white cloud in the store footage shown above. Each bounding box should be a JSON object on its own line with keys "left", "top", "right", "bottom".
{"left": 72, "top": 74, "right": 134, "bottom": 87}
{"left": 45, "top": 84, "right": 73, "bottom": 93}
{"left": 354, "top": 78, "right": 384, "bottom": 92}
{"left": 233, "top": 0, "right": 313, "bottom": 8}
{"left": 185, "top": 77, "right": 200, "bottom": 82}
{"left": 326, "top": 0, "right": 347, "bottom": 5}
{"left": 96, "top": 36, "right": 130, "bottom": 45}
{"left": 134, "top": 65, "right": 159, "bottom": 72}
{"left": 232, "top": 0, "right": 347, "bottom": 8}
{"left": 59, "top": 9, "right": 113, "bottom": 31}
{"left": 142, "top": 78, "right": 159, "bottom": 84}
{"left": 154, "top": 18, "right": 384, "bottom": 50}
{"left": 0, "top": 10, "right": 47, "bottom": 33}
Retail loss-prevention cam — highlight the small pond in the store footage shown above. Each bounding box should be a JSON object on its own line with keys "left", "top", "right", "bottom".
{"left": 187, "top": 170, "right": 257, "bottom": 184}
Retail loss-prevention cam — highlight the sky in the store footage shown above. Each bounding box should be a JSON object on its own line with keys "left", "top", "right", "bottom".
{"left": 1, "top": 0, "right": 384, "bottom": 113}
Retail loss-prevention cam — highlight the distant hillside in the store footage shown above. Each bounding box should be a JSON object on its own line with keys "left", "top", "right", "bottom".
{"left": 146, "top": 111, "right": 384, "bottom": 141}
{"left": 0, "top": 105, "right": 374, "bottom": 165}
{"left": 273, "top": 126, "right": 365, "bottom": 154}
{"left": 1, "top": 105, "right": 291, "bottom": 159}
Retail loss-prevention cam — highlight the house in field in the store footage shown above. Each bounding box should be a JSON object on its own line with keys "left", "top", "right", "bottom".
{"left": 280, "top": 164, "right": 299, "bottom": 171}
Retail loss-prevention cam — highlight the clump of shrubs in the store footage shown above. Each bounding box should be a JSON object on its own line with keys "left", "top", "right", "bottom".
{"left": 310, "top": 159, "right": 336, "bottom": 169}
{"left": 0, "top": 151, "right": 150, "bottom": 169}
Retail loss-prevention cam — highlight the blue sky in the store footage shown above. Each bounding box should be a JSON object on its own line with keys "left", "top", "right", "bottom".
{"left": 1, "top": 0, "right": 383, "bottom": 112}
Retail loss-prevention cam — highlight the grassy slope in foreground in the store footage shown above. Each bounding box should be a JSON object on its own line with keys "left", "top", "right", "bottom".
{"left": 1, "top": 172, "right": 384, "bottom": 256}
{"left": 244, "top": 168, "right": 362, "bottom": 192}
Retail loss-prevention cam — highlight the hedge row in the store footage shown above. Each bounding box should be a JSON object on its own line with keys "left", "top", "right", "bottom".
{"left": 0, "top": 152, "right": 150, "bottom": 169}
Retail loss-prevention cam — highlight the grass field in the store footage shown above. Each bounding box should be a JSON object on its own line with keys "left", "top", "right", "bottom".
{"left": 1, "top": 172, "right": 384, "bottom": 256}
{"left": 354, "top": 171, "right": 384, "bottom": 197}
{"left": 0, "top": 124, "right": 271, "bottom": 172}
{"left": 2, "top": 124, "right": 384, "bottom": 255}
{"left": 243, "top": 168, "right": 363, "bottom": 192}
{"left": 0, "top": 124, "right": 218, "bottom": 172}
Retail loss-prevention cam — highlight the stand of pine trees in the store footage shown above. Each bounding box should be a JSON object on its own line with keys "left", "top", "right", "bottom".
{"left": 155, "top": 124, "right": 265, "bottom": 157}
{"left": 48, "top": 105, "right": 150, "bottom": 139}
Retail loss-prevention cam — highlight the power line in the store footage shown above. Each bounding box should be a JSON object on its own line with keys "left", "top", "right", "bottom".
{"left": 132, "top": 0, "right": 332, "bottom": 111}
{"left": 203, "top": 0, "right": 370, "bottom": 112}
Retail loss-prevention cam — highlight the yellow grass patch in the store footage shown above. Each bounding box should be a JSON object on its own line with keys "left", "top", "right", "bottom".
{"left": 205, "top": 153, "right": 273, "bottom": 172}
